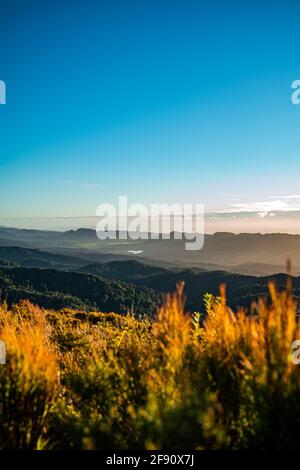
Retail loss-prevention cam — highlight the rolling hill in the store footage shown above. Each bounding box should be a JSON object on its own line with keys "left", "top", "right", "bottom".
{"left": 79, "top": 259, "right": 300, "bottom": 312}
{"left": 0, "top": 266, "right": 160, "bottom": 317}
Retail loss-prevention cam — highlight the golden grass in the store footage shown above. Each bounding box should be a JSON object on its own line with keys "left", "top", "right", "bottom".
{"left": 0, "top": 282, "right": 300, "bottom": 449}
{"left": 0, "top": 300, "right": 58, "bottom": 449}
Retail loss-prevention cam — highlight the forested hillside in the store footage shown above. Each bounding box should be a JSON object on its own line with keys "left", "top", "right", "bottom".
{"left": 0, "top": 266, "right": 160, "bottom": 316}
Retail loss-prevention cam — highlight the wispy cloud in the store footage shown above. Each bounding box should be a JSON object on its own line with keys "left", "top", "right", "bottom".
{"left": 269, "top": 194, "right": 300, "bottom": 201}
{"left": 80, "top": 183, "right": 100, "bottom": 189}
{"left": 217, "top": 193, "right": 241, "bottom": 200}
{"left": 269, "top": 194, "right": 300, "bottom": 200}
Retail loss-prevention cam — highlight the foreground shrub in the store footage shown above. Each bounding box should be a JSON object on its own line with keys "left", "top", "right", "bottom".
{"left": 0, "top": 301, "right": 58, "bottom": 449}
{"left": 1, "top": 281, "right": 300, "bottom": 449}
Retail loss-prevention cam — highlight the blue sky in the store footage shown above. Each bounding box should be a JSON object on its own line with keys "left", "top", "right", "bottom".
{"left": 1, "top": 0, "right": 300, "bottom": 225}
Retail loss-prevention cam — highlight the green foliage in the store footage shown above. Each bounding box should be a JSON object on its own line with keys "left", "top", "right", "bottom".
{"left": 0, "top": 266, "right": 160, "bottom": 317}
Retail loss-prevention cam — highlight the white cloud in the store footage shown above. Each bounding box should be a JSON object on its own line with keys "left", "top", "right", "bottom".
{"left": 257, "top": 211, "right": 269, "bottom": 218}
{"left": 230, "top": 199, "right": 300, "bottom": 213}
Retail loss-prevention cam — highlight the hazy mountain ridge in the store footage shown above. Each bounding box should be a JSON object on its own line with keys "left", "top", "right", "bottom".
{"left": 1, "top": 228, "right": 300, "bottom": 315}
{"left": 1, "top": 227, "right": 300, "bottom": 275}
{"left": 0, "top": 246, "right": 88, "bottom": 269}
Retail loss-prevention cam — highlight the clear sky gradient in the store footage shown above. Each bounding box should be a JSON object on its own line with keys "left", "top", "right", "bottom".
{"left": 1, "top": 0, "right": 300, "bottom": 226}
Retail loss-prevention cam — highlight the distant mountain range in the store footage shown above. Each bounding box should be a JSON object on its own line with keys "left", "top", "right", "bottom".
{"left": 1, "top": 244, "right": 299, "bottom": 316}
{"left": 0, "top": 227, "right": 299, "bottom": 316}
{"left": 1, "top": 226, "right": 300, "bottom": 275}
